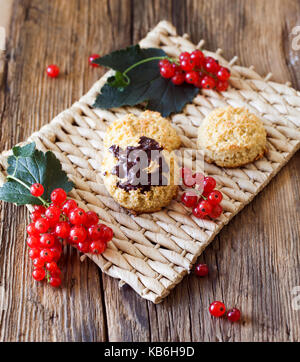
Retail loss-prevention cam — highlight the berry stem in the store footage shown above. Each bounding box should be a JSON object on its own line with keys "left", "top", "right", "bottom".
{"left": 7, "top": 175, "right": 49, "bottom": 206}
{"left": 122, "top": 56, "right": 174, "bottom": 83}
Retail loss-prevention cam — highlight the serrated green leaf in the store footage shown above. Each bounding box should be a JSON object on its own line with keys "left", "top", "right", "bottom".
{"left": 0, "top": 143, "right": 74, "bottom": 205}
{"left": 92, "top": 45, "right": 199, "bottom": 117}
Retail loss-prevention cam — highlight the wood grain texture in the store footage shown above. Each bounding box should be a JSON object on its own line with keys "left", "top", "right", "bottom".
{"left": 0, "top": 0, "right": 299, "bottom": 342}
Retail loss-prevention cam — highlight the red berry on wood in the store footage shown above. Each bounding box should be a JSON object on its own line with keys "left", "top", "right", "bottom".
{"left": 227, "top": 308, "right": 241, "bottom": 322}
{"left": 87, "top": 224, "right": 102, "bottom": 240}
{"left": 171, "top": 72, "right": 185, "bottom": 85}
{"left": 181, "top": 191, "right": 198, "bottom": 208}
{"left": 180, "top": 58, "right": 196, "bottom": 72}
{"left": 209, "top": 301, "right": 226, "bottom": 317}
{"left": 204, "top": 57, "right": 220, "bottom": 73}
{"left": 160, "top": 62, "right": 175, "bottom": 78}
{"left": 158, "top": 59, "right": 170, "bottom": 68}
{"left": 197, "top": 200, "right": 212, "bottom": 216}
{"left": 34, "top": 205, "right": 46, "bottom": 214}
{"left": 45, "top": 205, "right": 61, "bottom": 223}
{"left": 179, "top": 52, "right": 190, "bottom": 61}
{"left": 195, "top": 263, "right": 209, "bottom": 277}
{"left": 49, "top": 276, "right": 62, "bottom": 287}
{"left": 77, "top": 241, "right": 90, "bottom": 253}
{"left": 32, "top": 268, "right": 46, "bottom": 281}
{"left": 35, "top": 218, "right": 50, "bottom": 233}
{"left": 30, "top": 183, "right": 44, "bottom": 197}
{"left": 27, "top": 235, "right": 40, "bottom": 248}
{"left": 33, "top": 257, "right": 45, "bottom": 269}
{"left": 46, "top": 261, "right": 59, "bottom": 273}
{"left": 40, "top": 233, "right": 55, "bottom": 248}
{"left": 40, "top": 249, "right": 54, "bottom": 263}
{"left": 49, "top": 246, "right": 61, "bottom": 262}
{"left": 55, "top": 221, "right": 71, "bottom": 238}
{"left": 27, "top": 222, "right": 39, "bottom": 236}
{"left": 50, "top": 188, "right": 67, "bottom": 205}
{"left": 46, "top": 64, "right": 60, "bottom": 78}
{"left": 29, "top": 248, "right": 40, "bottom": 259}
{"left": 88, "top": 54, "right": 101, "bottom": 67}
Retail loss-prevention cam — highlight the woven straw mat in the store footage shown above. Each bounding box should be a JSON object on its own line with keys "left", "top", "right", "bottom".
{"left": 0, "top": 21, "right": 299, "bottom": 303}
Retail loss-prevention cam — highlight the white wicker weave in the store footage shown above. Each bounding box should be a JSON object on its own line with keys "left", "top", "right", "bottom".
{"left": 0, "top": 21, "right": 299, "bottom": 303}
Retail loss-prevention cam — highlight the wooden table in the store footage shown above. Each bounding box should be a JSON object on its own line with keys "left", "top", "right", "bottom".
{"left": 0, "top": 0, "right": 299, "bottom": 342}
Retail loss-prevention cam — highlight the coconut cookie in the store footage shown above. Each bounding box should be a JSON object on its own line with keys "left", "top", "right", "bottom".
{"left": 102, "top": 111, "right": 181, "bottom": 213}
{"left": 197, "top": 106, "right": 267, "bottom": 168}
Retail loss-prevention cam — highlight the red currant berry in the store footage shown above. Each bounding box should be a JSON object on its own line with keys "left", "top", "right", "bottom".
{"left": 197, "top": 200, "right": 212, "bottom": 216}
{"left": 50, "top": 267, "right": 61, "bottom": 277}
{"left": 40, "top": 233, "right": 55, "bottom": 248}
{"left": 45, "top": 205, "right": 61, "bottom": 224}
{"left": 185, "top": 71, "right": 200, "bottom": 85}
{"left": 46, "top": 261, "right": 59, "bottom": 273}
{"left": 179, "top": 52, "right": 190, "bottom": 61}
{"left": 55, "top": 221, "right": 71, "bottom": 238}
{"left": 195, "top": 263, "right": 209, "bottom": 277}
{"left": 209, "top": 301, "right": 226, "bottom": 317}
{"left": 227, "top": 308, "right": 241, "bottom": 322}
{"left": 217, "top": 67, "right": 230, "bottom": 81}
{"left": 50, "top": 188, "right": 67, "bottom": 205}
{"left": 90, "top": 240, "right": 107, "bottom": 254}
{"left": 203, "top": 177, "right": 216, "bottom": 194}
{"left": 77, "top": 241, "right": 90, "bottom": 253}
{"left": 204, "top": 57, "right": 220, "bottom": 73}
{"left": 27, "top": 235, "right": 40, "bottom": 248}
{"left": 69, "top": 208, "right": 87, "bottom": 225}
{"left": 34, "top": 205, "right": 46, "bottom": 214}
{"left": 209, "top": 204, "right": 223, "bottom": 219}
{"left": 32, "top": 268, "right": 45, "bottom": 281}
{"left": 87, "top": 224, "right": 102, "bottom": 240}
{"left": 180, "top": 167, "right": 192, "bottom": 179}
{"left": 29, "top": 248, "right": 40, "bottom": 259}
{"left": 193, "top": 73, "right": 204, "bottom": 88}
{"left": 30, "top": 183, "right": 44, "bottom": 197}
{"left": 180, "top": 58, "right": 196, "bottom": 72}
{"left": 69, "top": 226, "right": 87, "bottom": 244}
{"left": 160, "top": 62, "right": 175, "bottom": 78}
{"left": 181, "top": 191, "right": 198, "bottom": 208}
{"left": 40, "top": 249, "right": 54, "bottom": 263}
{"left": 99, "top": 224, "right": 113, "bottom": 243}
{"left": 201, "top": 75, "right": 216, "bottom": 89}
{"left": 190, "top": 50, "right": 205, "bottom": 67}
{"left": 46, "top": 64, "right": 60, "bottom": 78}
{"left": 216, "top": 79, "right": 229, "bottom": 92}
{"left": 27, "top": 222, "right": 39, "bottom": 236}
{"left": 35, "top": 218, "right": 50, "bottom": 233}
{"left": 88, "top": 54, "right": 100, "bottom": 67}
{"left": 85, "top": 211, "right": 99, "bottom": 227}
{"left": 158, "top": 59, "right": 170, "bottom": 68}
{"left": 62, "top": 199, "right": 78, "bottom": 215}
{"left": 171, "top": 72, "right": 185, "bottom": 85}
{"left": 183, "top": 173, "right": 196, "bottom": 187}
{"left": 208, "top": 190, "right": 223, "bottom": 206}
{"left": 49, "top": 246, "right": 61, "bottom": 262}
{"left": 49, "top": 276, "right": 62, "bottom": 287}
{"left": 33, "top": 257, "right": 45, "bottom": 269}
{"left": 30, "top": 210, "right": 42, "bottom": 222}
{"left": 194, "top": 172, "right": 204, "bottom": 186}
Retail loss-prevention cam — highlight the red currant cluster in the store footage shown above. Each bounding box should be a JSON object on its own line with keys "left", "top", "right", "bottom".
{"left": 27, "top": 183, "right": 113, "bottom": 287}
{"left": 159, "top": 50, "right": 230, "bottom": 91}
{"left": 180, "top": 168, "right": 223, "bottom": 219}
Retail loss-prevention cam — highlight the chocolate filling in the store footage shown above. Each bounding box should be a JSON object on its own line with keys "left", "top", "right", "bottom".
{"left": 109, "top": 136, "right": 169, "bottom": 193}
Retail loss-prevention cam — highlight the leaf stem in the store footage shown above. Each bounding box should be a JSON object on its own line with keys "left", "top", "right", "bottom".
{"left": 7, "top": 175, "right": 49, "bottom": 206}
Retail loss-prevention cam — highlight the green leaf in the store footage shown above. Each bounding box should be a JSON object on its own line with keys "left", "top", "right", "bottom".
{"left": 0, "top": 143, "right": 74, "bottom": 205}
{"left": 93, "top": 45, "right": 198, "bottom": 117}
{"left": 107, "top": 71, "right": 130, "bottom": 89}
